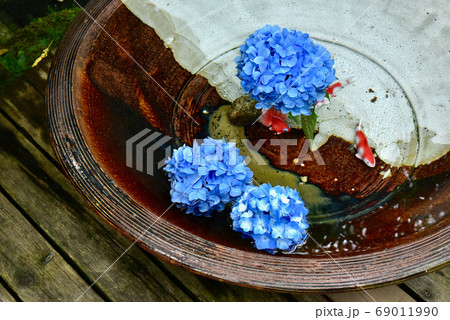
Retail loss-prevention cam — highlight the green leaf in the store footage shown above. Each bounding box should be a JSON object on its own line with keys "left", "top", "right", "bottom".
{"left": 288, "top": 113, "right": 300, "bottom": 124}
{"left": 301, "top": 108, "right": 318, "bottom": 141}
{"left": 325, "top": 91, "right": 331, "bottom": 101}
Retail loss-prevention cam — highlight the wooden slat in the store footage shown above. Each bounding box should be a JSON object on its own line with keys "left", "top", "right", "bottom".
{"left": 0, "top": 110, "right": 191, "bottom": 301}
{"left": 327, "top": 285, "right": 415, "bottom": 302}
{"left": 0, "top": 79, "right": 54, "bottom": 155}
{"left": 402, "top": 266, "right": 450, "bottom": 302}
{"left": 0, "top": 192, "right": 102, "bottom": 301}
{"left": 0, "top": 282, "right": 16, "bottom": 302}
{"left": 23, "top": 53, "right": 53, "bottom": 94}
{"left": 155, "top": 259, "right": 328, "bottom": 302}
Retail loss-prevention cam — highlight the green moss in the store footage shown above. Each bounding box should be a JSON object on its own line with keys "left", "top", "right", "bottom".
{"left": 0, "top": 7, "right": 81, "bottom": 91}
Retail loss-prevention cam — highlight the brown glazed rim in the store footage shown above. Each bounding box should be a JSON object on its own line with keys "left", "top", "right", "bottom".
{"left": 47, "top": 0, "right": 449, "bottom": 292}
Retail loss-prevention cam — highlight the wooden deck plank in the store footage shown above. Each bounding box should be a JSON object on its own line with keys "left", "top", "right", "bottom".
{"left": 0, "top": 79, "right": 54, "bottom": 156}
{"left": 402, "top": 266, "right": 450, "bottom": 302}
{"left": 0, "top": 111, "right": 191, "bottom": 302}
{"left": 154, "top": 258, "right": 328, "bottom": 302}
{"left": 0, "top": 282, "right": 16, "bottom": 302}
{"left": 23, "top": 54, "right": 53, "bottom": 94}
{"left": 327, "top": 285, "right": 415, "bottom": 302}
{"left": 0, "top": 192, "right": 102, "bottom": 301}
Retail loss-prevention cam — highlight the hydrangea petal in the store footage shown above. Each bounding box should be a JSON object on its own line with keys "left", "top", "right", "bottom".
{"left": 236, "top": 25, "right": 336, "bottom": 116}
{"left": 230, "top": 183, "right": 309, "bottom": 253}
{"left": 164, "top": 138, "right": 253, "bottom": 216}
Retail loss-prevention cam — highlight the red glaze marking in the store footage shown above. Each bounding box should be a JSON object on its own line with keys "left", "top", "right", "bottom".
{"left": 316, "top": 77, "right": 354, "bottom": 106}
{"left": 260, "top": 107, "right": 291, "bottom": 135}
{"left": 355, "top": 120, "right": 376, "bottom": 167}
{"left": 326, "top": 77, "right": 353, "bottom": 96}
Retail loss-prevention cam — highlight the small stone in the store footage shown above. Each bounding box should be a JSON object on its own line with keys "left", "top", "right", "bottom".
{"left": 227, "top": 96, "right": 262, "bottom": 126}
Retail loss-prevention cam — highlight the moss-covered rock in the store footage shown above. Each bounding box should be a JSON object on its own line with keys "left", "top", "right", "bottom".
{"left": 0, "top": 7, "right": 81, "bottom": 92}
{"left": 227, "top": 95, "right": 262, "bottom": 126}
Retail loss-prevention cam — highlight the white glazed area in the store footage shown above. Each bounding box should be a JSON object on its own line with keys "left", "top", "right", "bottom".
{"left": 122, "top": 0, "right": 450, "bottom": 167}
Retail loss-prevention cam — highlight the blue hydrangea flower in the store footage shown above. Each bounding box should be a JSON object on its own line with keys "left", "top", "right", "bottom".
{"left": 235, "top": 25, "right": 336, "bottom": 116}
{"left": 230, "top": 183, "right": 309, "bottom": 253}
{"left": 164, "top": 138, "right": 253, "bottom": 216}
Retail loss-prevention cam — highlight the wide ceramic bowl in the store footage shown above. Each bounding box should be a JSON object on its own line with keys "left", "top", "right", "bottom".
{"left": 47, "top": 0, "right": 449, "bottom": 292}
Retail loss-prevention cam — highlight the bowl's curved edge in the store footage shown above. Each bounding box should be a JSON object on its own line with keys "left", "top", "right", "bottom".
{"left": 46, "top": 0, "right": 450, "bottom": 293}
